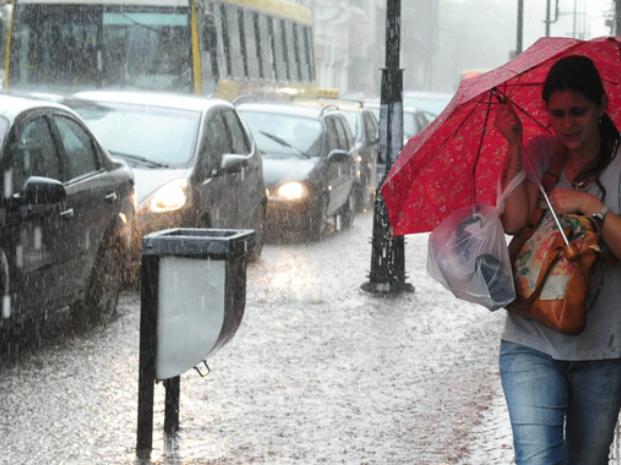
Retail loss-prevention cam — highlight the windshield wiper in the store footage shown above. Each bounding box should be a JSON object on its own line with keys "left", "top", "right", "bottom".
{"left": 259, "top": 131, "right": 310, "bottom": 158}
{"left": 110, "top": 151, "right": 170, "bottom": 168}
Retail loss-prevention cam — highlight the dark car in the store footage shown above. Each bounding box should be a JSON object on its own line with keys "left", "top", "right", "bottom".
{"left": 65, "top": 91, "right": 267, "bottom": 268}
{"left": 337, "top": 104, "right": 379, "bottom": 210}
{"left": 237, "top": 102, "right": 357, "bottom": 241}
{"left": 293, "top": 98, "right": 378, "bottom": 211}
{"left": 0, "top": 94, "right": 134, "bottom": 328}
{"left": 364, "top": 101, "right": 431, "bottom": 146}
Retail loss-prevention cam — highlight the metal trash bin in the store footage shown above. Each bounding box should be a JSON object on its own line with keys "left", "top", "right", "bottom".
{"left": 137, "top": 227, "right": 254, "bottom": 458}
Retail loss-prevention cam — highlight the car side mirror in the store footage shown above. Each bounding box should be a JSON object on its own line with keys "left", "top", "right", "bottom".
{"left": 21, "top": 176, "right": 66, "bottom": 205}
{"left": 327, "top": 149, "right": 350, "bottom": 163}
{"left": 220, "top": 153, "right": 248, "bottom": 174}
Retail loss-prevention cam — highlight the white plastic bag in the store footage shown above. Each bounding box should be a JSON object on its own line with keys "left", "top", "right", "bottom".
{"left": 426, "top": 171, "right": 525, "bottom": 310}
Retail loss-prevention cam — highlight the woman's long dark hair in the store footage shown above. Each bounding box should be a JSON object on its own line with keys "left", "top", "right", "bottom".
{"left": 542, "top": 55, "right": 619, "bottom": 198}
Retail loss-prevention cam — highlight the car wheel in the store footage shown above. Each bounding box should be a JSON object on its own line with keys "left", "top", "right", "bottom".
{"left": 307, "top": 195, "right": 328, "bottom": 242}
{"left": 71, "top": 234, "right": 123, "bottom": 325}
{"left": 339, "top": 192, "right": 356, "bottom": 230}
{"left": 248, "top": 214, "right": 265, "bottom": 262}
{"left": 354, "top": 180, "right": 366, "bottom": 213}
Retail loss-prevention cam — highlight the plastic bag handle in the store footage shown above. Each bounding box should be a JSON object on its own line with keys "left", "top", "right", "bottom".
{"left": 496, "top": 169, "right": 526, "bottom": 214}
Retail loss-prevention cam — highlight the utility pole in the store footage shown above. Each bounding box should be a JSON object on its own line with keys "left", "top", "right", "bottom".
{"left": 616, "top": 0, "right": 621, "bottom": 35}
{"left": 362, "top": 0, "right": 413, "bottom": 295}
{"left": 517, "top": 0, "right": 524, "bottom": 53}
{"left": 543, "top": 0, "right": 560, "bottom": 38}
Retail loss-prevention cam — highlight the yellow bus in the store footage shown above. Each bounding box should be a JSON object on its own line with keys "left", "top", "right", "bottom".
{"left": 0, "top": 0, "right": 318, "bottom": 100}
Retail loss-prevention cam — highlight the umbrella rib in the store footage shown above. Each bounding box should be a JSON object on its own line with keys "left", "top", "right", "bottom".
{"left": 492, "top": 86, "right": 551, "bottom": 132}
{"left": 471, "top": 91, "right": 494, "bottom": 201}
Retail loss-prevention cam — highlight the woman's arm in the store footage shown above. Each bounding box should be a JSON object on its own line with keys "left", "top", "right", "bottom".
{"left": 495, "top": 103, "right": 538, "bottom": 234}
{"left": 550, "top": 189, "right": 621, "bottom": 259}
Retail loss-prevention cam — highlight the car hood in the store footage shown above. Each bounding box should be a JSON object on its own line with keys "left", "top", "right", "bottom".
{"left": 262, "top": 156, "right": 319, "bottom": 187}
{"left": 131, "top": 167, "right": 192, "bottom": 204}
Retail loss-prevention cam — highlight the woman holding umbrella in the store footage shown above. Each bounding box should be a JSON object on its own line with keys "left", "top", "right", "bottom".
{"left": 495, "top": 55, "right": 621, "bottom": 465}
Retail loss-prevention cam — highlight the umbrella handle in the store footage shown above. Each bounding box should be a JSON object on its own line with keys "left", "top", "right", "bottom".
{"left": 538, "top": 183, "right": 571, "bottom": 247}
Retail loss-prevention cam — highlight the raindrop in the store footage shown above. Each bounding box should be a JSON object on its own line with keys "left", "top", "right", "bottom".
{"left": 2, "top": 295, "right": 10, "bottom": 319}
{"left": 3, "top": 169, "right": 13, "bottom": 199}
{"left": 84, "top": 230, "right": 90, "bottom": 250}
{"left": 34, "top": 226, "right": 42, "bottom": 250}
{"left": 15, "top": 244, "right": 23, "bottom": 268}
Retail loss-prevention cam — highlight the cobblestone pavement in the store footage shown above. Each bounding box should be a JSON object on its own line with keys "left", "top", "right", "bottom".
{"left": 1, "top": 211, "right": 620, "bottom": 464}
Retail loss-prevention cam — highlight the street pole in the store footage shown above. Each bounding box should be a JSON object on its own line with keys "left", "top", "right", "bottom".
{"left": 545, "top": 0, "right": 550, "bottom": 36}
{"left": 517, "top": 0, "right": 524, "bottom": 53}
{"left": 361, "top": 0, "right": 413, "bottom": 295}
{"left": 615, "top": 0, "right": 621, "bottom": 35}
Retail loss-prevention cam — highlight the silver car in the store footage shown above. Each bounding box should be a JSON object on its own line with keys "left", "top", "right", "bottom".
{"left": 65, "top": 91, "right": 267, "bottom": 270}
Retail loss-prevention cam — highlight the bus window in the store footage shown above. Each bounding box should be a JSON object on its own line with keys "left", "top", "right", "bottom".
{"left": 279, "top": 19, "right": 290, "bottom": 81}
{"left": 304, "top": 26, "right": 315, "bottom": 82}
{"left": 285, "top": 21, "right": 298, "bottom": 82}
{"left": 0, "top": 3, "right": 12, "bottom": 88}
{"left": 271, "top": 18, "right": 287, "bottom": 82}
{"left": 293, "top": 23, "right": 306, "bottom": 82}
{"left": 199, "top": 11, "right": 219, "bottom": 95}
{"left": 102, "top": 11, "right": 192, "bottom": 91}
{"left": 215, "top": 3, "right": 230, "bottom": 78}
{"left": 257, "top": 15, "right": 274, "bottom": 81}
{"left": 9, "top": 4, "right": 193, "bottom": 93}
{"left": 223, "top": 5, "right": 244, "bottom": 78}
{"left": 243, "top": 11, "right": 259, "bottom": 79}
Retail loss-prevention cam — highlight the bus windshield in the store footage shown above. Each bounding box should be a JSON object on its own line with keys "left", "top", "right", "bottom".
{"left": 9, "top": 3, "right": 193, "bottom": 94}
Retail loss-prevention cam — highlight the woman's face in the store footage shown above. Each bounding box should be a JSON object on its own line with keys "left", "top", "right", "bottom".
{"left": 546, "top": 89, "right": 604, "bottom": 152}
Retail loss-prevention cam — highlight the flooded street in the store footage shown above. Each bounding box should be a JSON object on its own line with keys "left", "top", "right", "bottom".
{"left": 0, "top": 211, "right": 531, "bottom": 464}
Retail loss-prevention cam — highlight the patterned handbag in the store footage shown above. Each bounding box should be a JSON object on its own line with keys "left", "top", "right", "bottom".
{"left": 507, "top": 212, "right": 601, "bottom": 334}
{"left": 505, "top": 154, "right": 606, "bottom": 335}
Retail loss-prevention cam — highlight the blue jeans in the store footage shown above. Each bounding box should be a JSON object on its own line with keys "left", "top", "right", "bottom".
{"left": 499, "top": 340, "right": 621, "bottom": 465}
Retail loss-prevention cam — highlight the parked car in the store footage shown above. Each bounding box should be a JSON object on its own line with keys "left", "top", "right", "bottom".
{"left": 0, "top": 94, "right": 135, "bottom": 328}
{"left": 402, "top": 91, "right": 453, "bottom": 120}
{"left": 237, "top": 102, "right": 356, "bottom": 241}
{"left": 307, "top": 99, "right": 379, "bottom": 211}
{"left": 364, "top": 101, "right": 431, "bottom": 146}
{"left": 65, "top": 91, "right": 267, "bottom": 270}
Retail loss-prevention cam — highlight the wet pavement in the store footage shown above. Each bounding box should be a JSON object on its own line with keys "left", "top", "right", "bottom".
{"left": 0, "top": 211, "right": 618, "bottom": 464}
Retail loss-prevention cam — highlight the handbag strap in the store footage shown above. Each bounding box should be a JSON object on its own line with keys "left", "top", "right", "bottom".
{"left": 509, "top": 154, "right": 565, "bottom": 259}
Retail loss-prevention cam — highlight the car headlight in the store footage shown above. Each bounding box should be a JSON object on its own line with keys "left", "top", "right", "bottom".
{"left": 274, "top": 182, "right": 309, "bottom": 201}
{"left": 147, "top": 179, "right": 188, "bottom": 213}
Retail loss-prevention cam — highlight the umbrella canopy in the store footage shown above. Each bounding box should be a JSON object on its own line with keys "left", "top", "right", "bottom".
{"left": 381, "top": 36, "right": 621, "bottom": 235}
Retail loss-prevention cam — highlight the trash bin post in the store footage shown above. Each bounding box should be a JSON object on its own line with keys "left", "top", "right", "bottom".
{"left": 164, "top": 376, "right": 180, "bottom": 434}
{"left": 136, "top": 253, "right": 160, "bottom": 458}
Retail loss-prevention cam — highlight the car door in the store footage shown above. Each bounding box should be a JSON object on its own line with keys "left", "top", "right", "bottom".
{"left": 49, "top": 112, "right": 117, "bottom": 299}
{"left": 221, "top": 109, "right": 264, "bottom": 229}
{"left": 322, "top": 116, "right": 343, "bottom": 216}
{"left": 362, "top": 111, "right": 379, "bottom": 193}
{"left": 194, "top": 108, "right": 237, "bottom": 228}
{"left": 0, "top": 112, "right": 68, "bottom": 314}
{"left": 330, "top": 116, "right": 355, "bottom": 215}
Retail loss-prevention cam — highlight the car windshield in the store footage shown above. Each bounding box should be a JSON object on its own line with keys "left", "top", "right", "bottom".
{"left": 403, "top": 112, "right": 418, "bottom": 139}
{"left": 70, "top": 101, "right": 201, "bottom": 167}
{"left": 403, "top": 92, "right": 452, "bottom": 119}
{"left": 240, "top": 111, "right": 322, "bottom": 158}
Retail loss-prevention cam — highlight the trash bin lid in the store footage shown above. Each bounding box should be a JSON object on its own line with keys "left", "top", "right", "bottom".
{"left": 142, "top": 228, "right": 255, "bottom": 259}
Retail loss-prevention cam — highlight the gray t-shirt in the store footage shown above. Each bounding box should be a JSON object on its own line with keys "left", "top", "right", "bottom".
{"left": 502, "top": 135, "right": 621, "bottom": 361}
